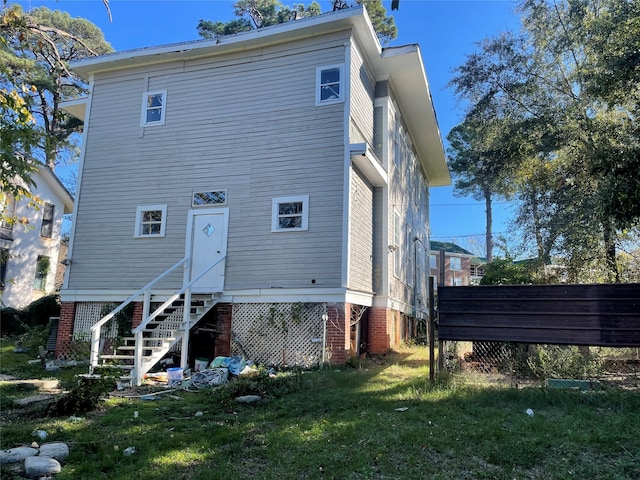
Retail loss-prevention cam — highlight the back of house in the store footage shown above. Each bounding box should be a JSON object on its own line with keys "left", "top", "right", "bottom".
{"left": 58, "top": 6, "right": 449, "bottom": 369}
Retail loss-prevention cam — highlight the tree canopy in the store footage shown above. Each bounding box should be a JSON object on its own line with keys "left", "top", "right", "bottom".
{"left": 1, "top": 3, "right": 112, "bottom": 226}
{"left": 197, "top": 0, "right": 397, "bottom": 44}
{"left": 1, "top": 4, "right": 113, "bottom": 170}
{"left": 448, "top": 0, "right": 640, "bottom": 283}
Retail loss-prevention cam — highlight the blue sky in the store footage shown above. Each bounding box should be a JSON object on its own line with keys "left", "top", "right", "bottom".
{"left": 17, "top": 0, "right": 521, "bottom": 254}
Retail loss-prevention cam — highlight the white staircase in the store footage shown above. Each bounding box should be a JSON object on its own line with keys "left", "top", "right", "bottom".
{"left": 95, "top": 294, "right": 218, "bottom": 385}
{"left": 88, "top": 256, "right": 225, "bottom": 386}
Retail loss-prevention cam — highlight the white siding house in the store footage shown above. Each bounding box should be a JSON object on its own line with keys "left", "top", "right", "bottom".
{"left": 1, "top": 165, "right": 73, "bottom": 309}
{"left": 58, "top": 6, "right": 450, "bottom": 372}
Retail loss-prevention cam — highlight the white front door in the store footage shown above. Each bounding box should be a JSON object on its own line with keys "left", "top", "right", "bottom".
{"left": 186, "top": 209, "right": 228, "bottom": 292}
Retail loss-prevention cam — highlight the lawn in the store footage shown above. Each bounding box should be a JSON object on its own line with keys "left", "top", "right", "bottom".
{"left": 1, "top": 341, "right": 639, "bottom": 479}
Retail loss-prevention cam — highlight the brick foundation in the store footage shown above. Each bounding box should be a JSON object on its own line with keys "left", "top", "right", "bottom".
{"left": 215, "top": 303, "right": 232, "bottom": 357}
{"left": 55, "top": 302, "right": 76, "bottom": 359}
{"left": 367, "top": 307, "right": 406, "bottom": 354}
{"left": 325, "top": 303, "right": 349, "bottom": 365}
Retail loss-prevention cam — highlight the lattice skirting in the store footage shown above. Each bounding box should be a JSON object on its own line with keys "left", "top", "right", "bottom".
{"left": 73, "top": 302, "right": 117, "bottom": 340}
{"left": 231, "top": 303, "right": 327, "bottom": 367}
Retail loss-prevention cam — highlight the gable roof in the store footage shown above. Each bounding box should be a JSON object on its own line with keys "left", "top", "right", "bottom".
{"left": 35, "top": 165, "right": 74, "bottom": 214}
{"left": 69, "top": 6, "right": 450, "bottom": 187}
{"left": 429, "top": 241, "right": 474, "bottom": 256}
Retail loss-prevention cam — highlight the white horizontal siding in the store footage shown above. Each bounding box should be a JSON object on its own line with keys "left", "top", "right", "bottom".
{"left": 68, "top": 31, "right": 350, "bottom": 293}
{"left": 348, "top": 167, "right": 374, "bottom": 292}
{"left": 349, "top": 41, "right": 375, "bottom": 146}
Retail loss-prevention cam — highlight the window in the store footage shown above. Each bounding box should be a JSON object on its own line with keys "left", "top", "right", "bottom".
{"left": 0, "top": 248, "right": 9, "bottom": 290}
{"left": 316, "top": 65, "right": 344, "bottom": 105}
{"left": 193, "top": 191, "right": 226, "bottom": 207}
{"left": 40, "top": 203, "right": 54, "bottom": 238}
{"left": 393, "top": 210, "right": 401, "bottom": 278}
{"left": 1, "top": 195, "right": 15, "bottom": 238}
{"left": 134, "top": 205, "right": 167, "bottom": 238}
{"left": 450, "top": 257, "right": 462, "bottom": 271}
{"left": 429, "top": 255, "right": 437, "bottom": 270}
{"left": 272, "top": 196, "right": 309, "bottom": 232}
{"left": 34, "top": 255, "right": 50, "bottom": 291}
{"left": 141, "top": 90, "right": 167, "bottom": 126}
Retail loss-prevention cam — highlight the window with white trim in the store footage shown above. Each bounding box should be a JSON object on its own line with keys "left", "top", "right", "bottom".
{"left": 393, "top": 210, "right": 401, "bottom": 278}
{"left": 450, "top": 257, "right": 462, "bottom": 271}
{"left": 40, "top": 203, "right": 54, "bottom": 238}
{"left": 272, "top": 195, "right": 309, "bottom": 232}
{"left": 141, "top": 90, "right": 167, "bottom": 126}
{"left": 134, "top": 205, "right": 167, "bottom": 238}
{"left": 316, "top": 65, "right": 344, "bottom": 105}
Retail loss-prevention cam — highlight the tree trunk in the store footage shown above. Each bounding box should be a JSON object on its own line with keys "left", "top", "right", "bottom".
{"left": 484, "top": 189, "right": 493, "bottom": 262}
{"left": 603, "top": 219, "right": 620, "bottom": 283}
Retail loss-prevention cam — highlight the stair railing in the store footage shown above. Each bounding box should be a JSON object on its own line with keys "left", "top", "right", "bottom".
{"left": 131, "top": 255, "right": 226, "bottom": 385}
{"left": 89, "top": 257, "right": 188, "bottom": 372}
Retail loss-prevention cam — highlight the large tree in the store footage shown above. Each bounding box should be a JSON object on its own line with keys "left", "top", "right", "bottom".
{"left": 197, "top": 0, "right": 397, "bottom": 43}
{"left": 1, "top": 4, "right": 113, "bottom": 170}
{"left": 448, "top": 0, "right": 640, "bottom": 282}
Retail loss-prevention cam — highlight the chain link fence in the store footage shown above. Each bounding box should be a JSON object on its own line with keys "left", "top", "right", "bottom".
{"left": 439, "top": 339, "right": 640, "bottom": 389}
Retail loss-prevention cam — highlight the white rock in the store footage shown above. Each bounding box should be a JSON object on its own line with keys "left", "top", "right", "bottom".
{"left": 39, "top": 442, "right": 69, "bottom": 461}
{"left": 24, "top": 456, "right": 61, "bottom": 477}
{"left": 234, "top": 395, "right": 262, "bottom": 403}
{"left": 0, "top": 447, "right": 38, "bottom": 464}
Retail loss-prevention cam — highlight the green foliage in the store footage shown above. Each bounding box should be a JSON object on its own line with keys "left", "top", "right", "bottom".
{"left": 46, "top": 375, "right": 116, "bottom": 416}
{"left": 18, "top": 324, "right": 49, "bottom": 353}
{"left": 449, "top": 0, "right": 640, "bottom": 282}
{"left": 210, "top": 370, "right": 305, "bottom": 407}
{"left": 197, "top": 0, "right": 396, "bottom": 43}
{"left": 0, "top": 306, "right": 25, "bottom": 336}
{"left": 479, "top": 258, "right": 537, "bottom": 285}
{"left": 1, "top": 4, "right": 113, "bottom": 168}
{"left": 527, "top": 345, "right": 603, "bottom": 380}
{"left": 0, "top": 294, "right": 59, "bottom": 337}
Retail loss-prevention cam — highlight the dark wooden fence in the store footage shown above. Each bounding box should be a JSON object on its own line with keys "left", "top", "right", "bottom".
{"left": 437, "top": 284, "right": 640, "bottom": 347}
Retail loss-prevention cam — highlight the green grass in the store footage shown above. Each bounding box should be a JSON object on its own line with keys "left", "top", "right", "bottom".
{"left": 1, "top": 343, "right": 639, "bottom": 479}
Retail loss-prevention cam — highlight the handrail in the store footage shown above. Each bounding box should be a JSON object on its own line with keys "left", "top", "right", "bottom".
{"left": 132, "top": 255, "right": 226, "bottom": 334}
{"left": 89, "top": 257, "right": 188, "bottom": 367}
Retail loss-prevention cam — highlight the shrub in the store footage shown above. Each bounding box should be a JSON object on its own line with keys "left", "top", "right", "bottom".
{"left": 23, "top": 294, "right": 60, "bottom": 328}
{"left": 0, "top": 307, "right": 26, "bottom": 337}
{"left": 0, "top": 295, "right": 60, "bottom": 338}
{"left": 527, "top": 345, "right": 603, "bottom": 379}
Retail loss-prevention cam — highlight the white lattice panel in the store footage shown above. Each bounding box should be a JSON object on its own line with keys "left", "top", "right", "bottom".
{"left": 73, "top": 302, "right": 117, "bottom": 340}
{"left": 231, "top": 303, "right": 326, "bottom": 367}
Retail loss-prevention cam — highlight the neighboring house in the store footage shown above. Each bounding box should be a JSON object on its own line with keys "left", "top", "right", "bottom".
{"left": 1, "top": 165, "right": 74, "bottom": 309}
{"left": 429, "top": 241, "right": 485, "bottom": 287}
{"left": 58, "top": 6, "right": 450, "bottom": 378}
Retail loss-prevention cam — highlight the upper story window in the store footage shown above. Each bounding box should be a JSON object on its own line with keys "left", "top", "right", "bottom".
{"left": 272, "top": 195, "right": 309, "bottom": 232}
{"left": 450, "top": 257, "right": 462, "bottom": 271}
{"left": 40, "top": 203, "right": 54, "bottom": 238}
{"left": 34, "top": 255, "right": 50, "bottom": 291}
{"left": 1, "top": 195, "right": 15, "bottom": 239}
{"left": 141, "top": 90, "right": 167, "bottom": 126}
{"left": 134, "top": 205, "right": 167, "bottom": 238}
{"left": 316, "top": 65, "right": 344, "bottom": 105}
{"left": 429, "top": 255, "right": 437, "bottom": 270}
{"left": 0, "top": 248, "right": 9, "bottom": 290}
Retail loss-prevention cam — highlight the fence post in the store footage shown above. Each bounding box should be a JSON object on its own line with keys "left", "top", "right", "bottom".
{"left": 429, "top": 276, "right": 435, "bottom": 382}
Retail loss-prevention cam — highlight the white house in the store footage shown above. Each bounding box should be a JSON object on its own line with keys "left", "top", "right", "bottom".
{"left": 58, "top": 6, "right": 450, "bottom": 382}
{"left": 1, "top": 165, "right": 74, "bottom": 309}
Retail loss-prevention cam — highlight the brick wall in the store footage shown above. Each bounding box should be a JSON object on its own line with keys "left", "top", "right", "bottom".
{"left": 215, "top": 303, "right": 232, "bottom": 357}
{"left": 325, "top": 303, "right": 348, "bottom": 365}
{"left": 55, "top": 301, "right": 76, "bottom": 359}
{"left": 132, "top": 302, "right": 143, "bottom": 329}
{"left": 368, "top": 306, "right": 390, "bottom": 354}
